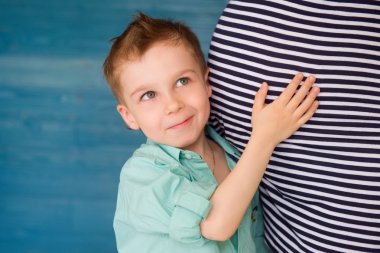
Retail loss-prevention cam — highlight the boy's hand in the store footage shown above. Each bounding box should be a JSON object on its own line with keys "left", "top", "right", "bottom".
{"left": 251, "top": 73, "right": 319, "bottom": 148}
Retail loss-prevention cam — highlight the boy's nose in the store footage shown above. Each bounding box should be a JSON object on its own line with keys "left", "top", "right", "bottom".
{"left": 165, "top": 94, "right": 184, "bottom": 114}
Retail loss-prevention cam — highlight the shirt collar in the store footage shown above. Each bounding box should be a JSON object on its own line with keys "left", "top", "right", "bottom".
{"left": 205, "top": 125, "right": 241, "bottom": 159}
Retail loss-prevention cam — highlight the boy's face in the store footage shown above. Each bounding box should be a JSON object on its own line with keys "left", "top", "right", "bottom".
{"left": 117, "top": 41, "right": 211, "bottom": 150}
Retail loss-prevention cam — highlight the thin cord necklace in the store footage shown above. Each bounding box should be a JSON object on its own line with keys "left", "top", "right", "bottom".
{"left": 207, "top": 139, "right": 216, "bottom": 175}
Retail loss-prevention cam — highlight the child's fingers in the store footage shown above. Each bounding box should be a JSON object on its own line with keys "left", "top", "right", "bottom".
{"left": 294, "top": 86, "right": 320, "bottom": 117}
{"left": 277, "top": 73, "right": 304, "bottom": 104}
{"left": 253, "top": 82, "right": 268, "bottom": 112}
{"left": 297, "top": 100, "right": 319, "bottom": 127}
{"left": 287, "top": 75, "right": 316, "bottom": 111}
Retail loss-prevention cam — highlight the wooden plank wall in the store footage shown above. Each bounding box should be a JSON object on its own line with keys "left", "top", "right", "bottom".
{"left": 0, "top": 1, "right": 227, "bottom": 252}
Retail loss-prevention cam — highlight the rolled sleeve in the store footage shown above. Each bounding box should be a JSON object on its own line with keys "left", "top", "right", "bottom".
{"left": 115, "top": 153, "right": 218, "bottom": 246}
{"left": 169, "top": 181, "right": 217, "bottom": 243}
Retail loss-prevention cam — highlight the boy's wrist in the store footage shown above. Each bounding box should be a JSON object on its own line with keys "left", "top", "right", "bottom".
{"left": 248, "top": 134, "right": 276, "bottom": 153}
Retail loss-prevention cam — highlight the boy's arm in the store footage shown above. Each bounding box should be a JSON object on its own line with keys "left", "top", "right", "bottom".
{"left": 200, "top": 73, "right": 320, "bottom": 241}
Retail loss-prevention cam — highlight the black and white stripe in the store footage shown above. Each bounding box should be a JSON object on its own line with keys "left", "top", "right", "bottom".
{"left": 208, "top": 1, "right": 380, "bottom": 252}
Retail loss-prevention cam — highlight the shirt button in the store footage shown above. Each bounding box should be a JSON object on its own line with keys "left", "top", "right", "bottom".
{"left": 185, "top": 154, "right": 192, "bottom": 159}
{"left": 251, "top": 206, "right": 258, "bottom": 223}
{"left": 251, "top": 213, "right": 256, "bottom": 223}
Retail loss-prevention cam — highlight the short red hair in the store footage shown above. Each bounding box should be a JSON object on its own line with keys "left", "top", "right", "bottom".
{"left": 103, "top": 13, "right": 207, "bottom": 104}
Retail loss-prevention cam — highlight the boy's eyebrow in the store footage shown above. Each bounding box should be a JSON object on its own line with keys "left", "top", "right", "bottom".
{"left": 129, "top": 85, "right": 150, "bottom": 97}
{"left": 177, "top": 69, "right": 196, "bottom": 76}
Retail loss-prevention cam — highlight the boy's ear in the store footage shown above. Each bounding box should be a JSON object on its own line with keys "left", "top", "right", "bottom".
{"left": 117, "top": 104, "right": 140, "bottom": 130}
{"left": 204, "top": 68, "right": 212, "bottom": 97}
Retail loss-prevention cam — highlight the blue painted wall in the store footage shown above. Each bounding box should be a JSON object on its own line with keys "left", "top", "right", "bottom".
{"left": 0, "top": 1, "right": 226, "bottom": 252}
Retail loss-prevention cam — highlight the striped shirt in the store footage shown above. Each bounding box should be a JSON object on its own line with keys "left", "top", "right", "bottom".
{"left": 207, "top": 1, "right": 380, "bottom": 252}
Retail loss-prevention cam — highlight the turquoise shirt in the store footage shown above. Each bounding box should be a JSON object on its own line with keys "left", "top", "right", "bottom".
{"left": 114, "top": 126, "right": 271, "bottom": 253}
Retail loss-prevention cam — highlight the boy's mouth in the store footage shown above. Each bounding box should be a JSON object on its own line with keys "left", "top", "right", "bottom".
{"left": 168, "top": 116, "right": 193, "bottom": 130}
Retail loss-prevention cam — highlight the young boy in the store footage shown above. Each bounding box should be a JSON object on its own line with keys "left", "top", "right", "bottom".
{"left": 103, "top": 13, "right": 319, "bottom": 253}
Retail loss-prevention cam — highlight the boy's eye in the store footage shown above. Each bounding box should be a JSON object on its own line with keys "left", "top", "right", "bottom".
{"left": 141, "top": 91, "right": 155, "bottom": 101}
{"left": 176, "top": 77, "right": 189, "bottom": 87}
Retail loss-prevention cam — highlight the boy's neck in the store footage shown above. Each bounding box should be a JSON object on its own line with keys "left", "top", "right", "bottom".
{"left": 183, "top": 131, "right": 209, "bottom": 157}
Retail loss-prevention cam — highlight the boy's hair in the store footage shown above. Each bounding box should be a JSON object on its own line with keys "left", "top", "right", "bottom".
{"left": 103, "top": 12, "right": 207, "bottom": 104}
